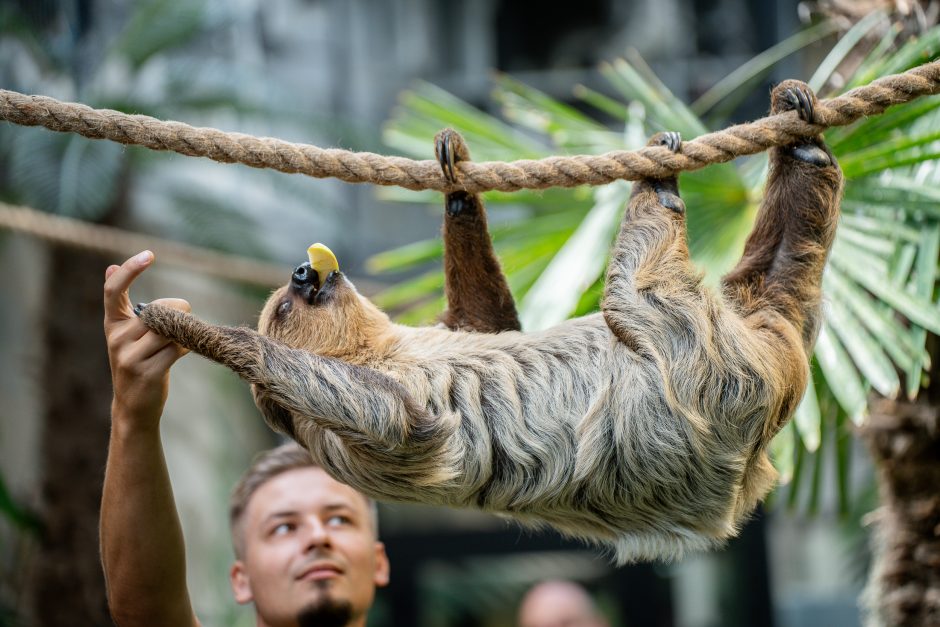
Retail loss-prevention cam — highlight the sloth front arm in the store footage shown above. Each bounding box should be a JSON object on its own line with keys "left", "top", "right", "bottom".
{"left": 137, "top": 304, "right": 440, "bottom": 447}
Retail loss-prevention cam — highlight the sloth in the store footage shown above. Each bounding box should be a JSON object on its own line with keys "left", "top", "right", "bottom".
{"left": 138, "top": 80, "right": 843, "bottom": 563}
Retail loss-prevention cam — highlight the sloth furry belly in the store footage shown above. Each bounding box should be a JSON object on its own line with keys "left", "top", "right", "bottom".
{"left": 265, "top": 310, "right": 797, "bottom": 563}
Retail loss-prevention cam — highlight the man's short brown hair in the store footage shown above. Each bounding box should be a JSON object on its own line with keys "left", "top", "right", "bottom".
{"left": 229, "top": 441, "right": 378, "bottom": 558}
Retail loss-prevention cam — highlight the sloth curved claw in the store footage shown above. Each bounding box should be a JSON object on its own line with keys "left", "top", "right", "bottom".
{"left": 434, "top": 128, "right": 472, "bottom": 185}
{"left": 786, "top": 87, "right": 815, "bottom": 123}
{"left": 662, "top": 131, "right": 682, "bottom": 153}
{"left": 436, "top": 135, "right": 456, "bottom": 183}
{"left": 771, "top": 80, "right": 818, "bottom": 123}
{"left": 648, "top": 131, "right": 682, "bottom": 153}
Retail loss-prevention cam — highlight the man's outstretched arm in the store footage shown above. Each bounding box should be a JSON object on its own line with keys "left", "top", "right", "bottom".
{"left": 99, "top": 251, "right": 200, "bottom": 627}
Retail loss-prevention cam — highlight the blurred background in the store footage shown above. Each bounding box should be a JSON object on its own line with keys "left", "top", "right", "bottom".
{"left": 3, "top": 0, "right": 940, "bottom": 625}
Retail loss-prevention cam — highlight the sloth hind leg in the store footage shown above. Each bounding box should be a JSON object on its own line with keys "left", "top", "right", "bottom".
{"left": 601, "top": 131, "right": 702, "bottom": 354}
{"left": 721, "top": 80, "right": 843, "bottom": 354}
{"left": 435, "top": 129, "right": 521, "bottom": 333}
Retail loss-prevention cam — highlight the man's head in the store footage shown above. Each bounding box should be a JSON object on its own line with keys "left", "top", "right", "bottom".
{"left": 517, "top": 580, "right": 610, "bottom": 627}
{"left": 229, "top": 442, "right": 390, "bottom": 627}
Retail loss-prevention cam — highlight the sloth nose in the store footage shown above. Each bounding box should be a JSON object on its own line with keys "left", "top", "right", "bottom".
{"left": 292, "top": 262, "right": 315, "bottom": 286}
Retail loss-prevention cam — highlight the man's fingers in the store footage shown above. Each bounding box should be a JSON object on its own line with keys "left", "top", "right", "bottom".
{"left": 108, "top": 316, "right": 152, "bottom": 346}
{"left": 148, "top": 342, "right": 190, "bottom": 372}
{"left": 114, "top": 339, "right": 189, "bottom": 384}
{"left": 128, "top": 331, "right": 177, "bottom": 361}
{"left": 103, "top": 251, "right": 154, "bottom": 323}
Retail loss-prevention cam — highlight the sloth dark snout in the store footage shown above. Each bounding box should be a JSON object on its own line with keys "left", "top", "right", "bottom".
{"left": 292, "top": 262, "right": 317, "bottom": 287}
{"left": 290, "top": 262, "right": 321, "bottom": 304}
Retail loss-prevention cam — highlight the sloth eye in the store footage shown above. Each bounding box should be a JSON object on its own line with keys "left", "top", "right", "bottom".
{"left": 277, "top": 299, "right": 292, "bottom": 317}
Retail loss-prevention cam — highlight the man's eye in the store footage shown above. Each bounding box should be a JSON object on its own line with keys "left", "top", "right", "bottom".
{"left": 272, "top": 522, "right": 295, "bottom": 535}
{"left": 326, "top": 515, "right": 352, "bottom": 526}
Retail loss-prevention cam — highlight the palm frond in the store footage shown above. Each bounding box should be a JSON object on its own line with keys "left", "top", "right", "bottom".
{"left": 6, "top": 128, "right": 123, "bottom": 220}
{"left": 692, "top": 19, "right": 840, "bottom": 118}
{"left": 518, "top": 182, "right": 630, "bottom": 330}
{"left": 807, "top": 11, "right": 889, "bottom": 92}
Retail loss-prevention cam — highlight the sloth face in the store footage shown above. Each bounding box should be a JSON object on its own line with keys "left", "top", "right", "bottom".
{"left": 258, "top": 261, "right": 391, "bottom": 361}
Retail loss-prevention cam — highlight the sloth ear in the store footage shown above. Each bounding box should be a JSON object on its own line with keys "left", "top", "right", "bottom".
{"left": 251, "top": 384, "right": 297, "bottom": 439}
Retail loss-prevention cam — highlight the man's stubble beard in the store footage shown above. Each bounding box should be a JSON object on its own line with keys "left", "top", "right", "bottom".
{"left": 296, "top": 581, "right": 354, "bottom": 627}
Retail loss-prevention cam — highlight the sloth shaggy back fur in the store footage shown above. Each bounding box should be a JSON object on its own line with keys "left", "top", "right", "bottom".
{"left": 140, "top": 81, "right": 843, "bottom": 563}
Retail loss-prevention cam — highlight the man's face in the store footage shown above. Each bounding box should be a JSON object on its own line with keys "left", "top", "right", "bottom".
{"left": 230, "top": 467, "right": 390, "bottom": 627}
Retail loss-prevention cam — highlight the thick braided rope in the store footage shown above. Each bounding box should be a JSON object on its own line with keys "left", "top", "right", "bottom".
{"left": 0, "top": 202, "right": 285, "bottom": 287}
{"left": 2, "top": 61, "right": 940, "bottom": 192}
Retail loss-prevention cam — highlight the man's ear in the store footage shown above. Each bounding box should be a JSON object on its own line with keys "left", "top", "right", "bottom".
{"left": 373, "top": 542, "right": 390, "bottom": 588}
{"left": 230, "top": 560, "right": 254, "bottom": 604}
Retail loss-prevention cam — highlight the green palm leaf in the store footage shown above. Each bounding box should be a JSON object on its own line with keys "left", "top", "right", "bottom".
{"left": 794, "top": 375, "right": 822, "bottom": 453}
{"left": 692, "top": 19, "right": 840, "bottom": 118}
{"left": 519, "top": 182, "right": 630, "bottom": 330}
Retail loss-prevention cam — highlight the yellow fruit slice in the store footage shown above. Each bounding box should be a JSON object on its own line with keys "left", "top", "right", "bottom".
{"left": 307, "top": 243, "right": 340, "bottom": 285}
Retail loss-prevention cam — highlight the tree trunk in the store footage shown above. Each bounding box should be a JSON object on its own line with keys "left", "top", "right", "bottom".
{"left": 861, "top": 397, "right": 940, "bottom": 627}
{"left": 24, "top": 245, "right": 116, "bottom": 626}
